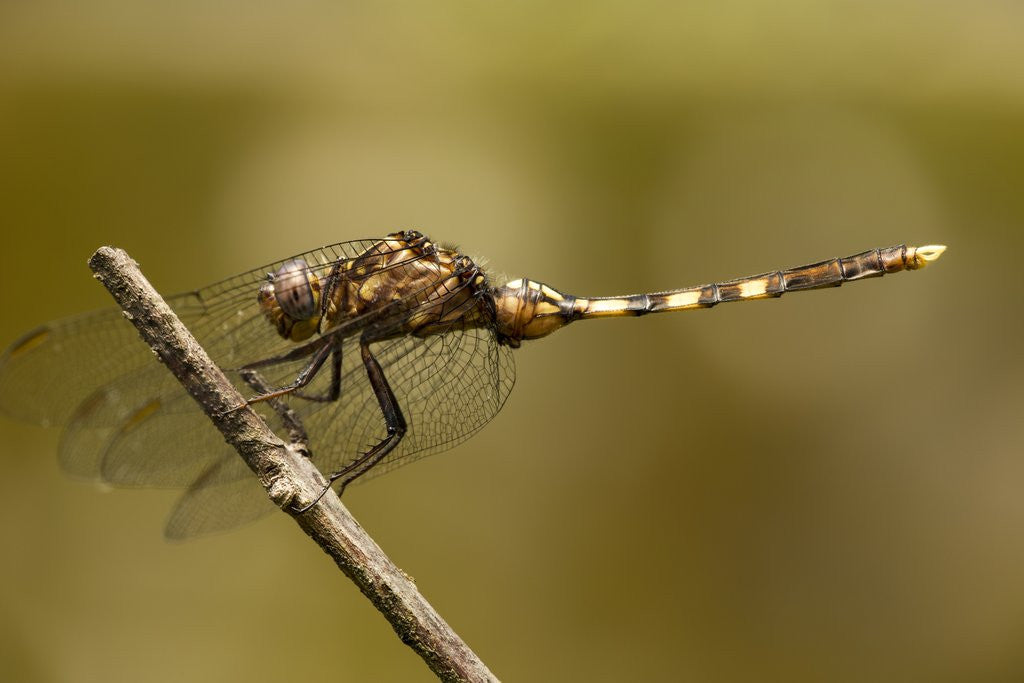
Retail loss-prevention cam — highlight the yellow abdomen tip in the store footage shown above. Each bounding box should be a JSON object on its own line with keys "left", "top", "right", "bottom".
{"left": 912, "top": 244, "right": 947, "bottom": 267}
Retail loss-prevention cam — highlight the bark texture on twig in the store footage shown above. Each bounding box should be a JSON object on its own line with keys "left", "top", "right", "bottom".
{"left": 88, "top": 246, "right": 498, "bottom": 683}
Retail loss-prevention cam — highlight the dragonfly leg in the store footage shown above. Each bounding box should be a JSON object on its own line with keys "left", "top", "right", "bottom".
{"left": 334, "top": 335, "right": 407, "bottom": 490}
{"left": 295, "top": 335, "right": 406, "bottom": 513}
{"left": 238, "top": 367, "right": 312, "bottom": 456}
{"left": 218, "top": 340, "right": 334, "bottom": 418}
{"left": 241, "top": 340, "right": 333, "bottom": 404}
{"left": 242, "top": 334, "right": 332, "bottom": 369}
{"left": 289, "top": 342, "right": 343, "bottom": 403}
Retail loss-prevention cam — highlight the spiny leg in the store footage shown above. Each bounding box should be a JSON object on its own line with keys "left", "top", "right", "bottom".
{"left": 333, "top": 335, "right": 407, "bottom": 491}
{"left": 293, "top": 342, "right": 343, "bottom": 403}
{"left": 295, "top": 334, "right": 407, "bottom": 513}
{"left": 240, "top": 339, "right": 334, "bottom": 404}
{"left": 237, "top": 339, "right": 343, "bottom": 467}
{"left": 218, "top": 336, "right": 336, "bottom": 418}
{"left": 238, "top": 367, "right": 313, "bottom": 456}
{"left": 244, "top": 333, "right": 333, "bottom": 369}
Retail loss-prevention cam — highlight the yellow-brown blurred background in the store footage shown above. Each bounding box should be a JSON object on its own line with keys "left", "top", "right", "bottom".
{"left": 1, "top": 2, "right": 1022, "bottom": 682}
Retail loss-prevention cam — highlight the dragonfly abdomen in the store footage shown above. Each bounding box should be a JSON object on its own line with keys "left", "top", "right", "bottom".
{"left": 635, "top": 244, "right": 946, "bottom": 315}
{"left": 491, "top": 244, "right": 945, "bottom": 345}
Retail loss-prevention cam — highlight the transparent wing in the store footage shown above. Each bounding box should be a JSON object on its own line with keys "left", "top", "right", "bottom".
{"left": 160, "top": 325, "right": 515, "bottom": 539}
{"left": 247, "top": 320, "right": 517, "bottom": 479}
{"left": 164, "top": 456, "right": 276, "bottom": 540}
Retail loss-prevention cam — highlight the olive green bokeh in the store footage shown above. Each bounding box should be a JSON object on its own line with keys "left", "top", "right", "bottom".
{"left": 2, "top": 3, "right": 1023, "bottom": 682}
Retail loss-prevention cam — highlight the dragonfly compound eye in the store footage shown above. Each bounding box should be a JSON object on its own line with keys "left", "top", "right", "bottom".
{"left": 272, "top": 259, "right": 321, "bottom": 321}
{"left": 257, "top": 259, "right": 324, "bottom": 341}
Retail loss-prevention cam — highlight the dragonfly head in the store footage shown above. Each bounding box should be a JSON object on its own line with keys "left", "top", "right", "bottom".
{"left": 258, "top": 258, "right": 324, "bottom": 341}
{"left": 491, "top": 278, "right": 575, "bottom": 348}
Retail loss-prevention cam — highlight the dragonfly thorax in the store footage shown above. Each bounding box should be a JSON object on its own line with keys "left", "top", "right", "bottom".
{"left": 259, "top": 231, "right": 498, "bottom": 346}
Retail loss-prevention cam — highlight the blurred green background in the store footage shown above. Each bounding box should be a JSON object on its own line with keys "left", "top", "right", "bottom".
{"left": 1, "top": 2, "right": 1022, "bottom": 682}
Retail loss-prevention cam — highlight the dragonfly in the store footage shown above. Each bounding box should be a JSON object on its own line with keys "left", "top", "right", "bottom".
{"left": 0, "top": 231, "right": 945, "bottom": 538}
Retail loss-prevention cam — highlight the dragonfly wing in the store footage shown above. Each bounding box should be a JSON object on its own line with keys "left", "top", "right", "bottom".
{"left": 163, "top": 455, "right": 276, "bottom": 540}
{"left": 351, "top": 323, "right": 516, "bottom": 482}
{"left": 0, "top": 307, "right": 167, "bottom": 427}
{"left": 279, "top": 322, "right": 516, "bottom": 485}
{"left": 58, "top": 361, "right": 212, "bottom": 483}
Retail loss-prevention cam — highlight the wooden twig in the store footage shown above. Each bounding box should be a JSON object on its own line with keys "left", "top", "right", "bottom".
{"left": 88, "top": 247, "right": 498, "bottom": 683}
